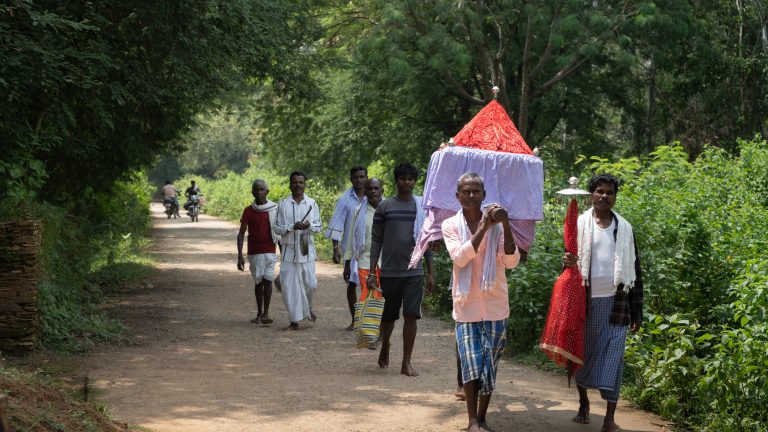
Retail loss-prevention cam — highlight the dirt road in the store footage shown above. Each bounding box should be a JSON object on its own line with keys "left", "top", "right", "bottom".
{"left": 84, "top": 203, "right": 668, "bottom": 432}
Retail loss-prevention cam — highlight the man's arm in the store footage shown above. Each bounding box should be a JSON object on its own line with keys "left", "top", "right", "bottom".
{"left": 308, "top": 201, "right": 322, "bottom": 233}
{"left": 237, "top": 223, "right": 247, "bottom": 271}
{"left": 629, "top": 233, "right": 644, "bottom": 333}
{"left": 272, "top": 201, "right": 291, "bottom": 235}
{"left": 368, "top": 204, "right": 385, "bottom": 272}
{"left": 325, "top": 193, "right": 347, "bottom": 239}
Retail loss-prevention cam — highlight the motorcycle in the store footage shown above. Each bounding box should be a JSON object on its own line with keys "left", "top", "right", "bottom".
{"left": 163, "top": 198, "right": 180, "bottom": 219}
{"left": 186, "top": 194, "right": 203, "bottom": 222}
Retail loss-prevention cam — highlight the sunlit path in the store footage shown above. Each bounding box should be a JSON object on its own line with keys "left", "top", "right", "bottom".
{"left": 81, "top": 203, "right": 669, "bottom": 432}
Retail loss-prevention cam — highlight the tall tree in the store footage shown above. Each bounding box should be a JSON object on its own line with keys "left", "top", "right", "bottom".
{"left": 1, "top": 0, "right": 320, "bottom": 203}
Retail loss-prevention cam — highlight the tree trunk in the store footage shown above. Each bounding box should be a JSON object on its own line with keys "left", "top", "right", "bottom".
{"left": 646, "top": 56, "right": 656, "bottom": 152}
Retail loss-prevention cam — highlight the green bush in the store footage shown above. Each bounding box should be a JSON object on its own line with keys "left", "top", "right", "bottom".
{"left": 1, "top": 172, "right": 154, "bottom": 352}
{"left": 610, "top": 139, "right": 768, "bottom": 430}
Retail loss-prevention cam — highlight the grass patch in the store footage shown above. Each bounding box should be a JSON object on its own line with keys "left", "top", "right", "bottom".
{"left": 0, "top": 366, "right": 132, "bottom": 431}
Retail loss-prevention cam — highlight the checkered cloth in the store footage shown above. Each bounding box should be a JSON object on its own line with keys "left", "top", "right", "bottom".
{"left": 575, "top": 296, "right": 628, "bottom": 402}
{"left": 456, "top": 319, "right": 507, "bottom": 395}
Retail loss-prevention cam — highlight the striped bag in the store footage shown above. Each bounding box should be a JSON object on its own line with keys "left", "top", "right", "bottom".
{"left": 354, "top": 289, "right": 385, "bottom": 350}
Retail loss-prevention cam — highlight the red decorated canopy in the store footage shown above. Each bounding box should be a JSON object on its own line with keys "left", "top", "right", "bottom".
{"left": 452, "top": 100, "right": 533, "bottom": 155}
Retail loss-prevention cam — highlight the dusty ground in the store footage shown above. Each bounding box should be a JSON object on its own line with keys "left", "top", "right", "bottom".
{"left": 80, "top": 203, "right": 669, "bottom": 432}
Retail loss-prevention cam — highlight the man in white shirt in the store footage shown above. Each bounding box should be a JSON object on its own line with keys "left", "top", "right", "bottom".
{"left": 273, "top": 171, "right": 323, "bottom": 330}
{"left": 326, "top": 166, "right": 368, "bottom": 330}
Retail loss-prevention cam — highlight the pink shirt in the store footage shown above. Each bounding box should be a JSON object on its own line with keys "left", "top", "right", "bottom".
{"left": 442, "top": 213, "right": 520, "bottom": 322}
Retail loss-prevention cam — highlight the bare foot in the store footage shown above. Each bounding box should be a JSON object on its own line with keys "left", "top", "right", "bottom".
{"left": 309, "top": 310, "right": 317, "bottom": 322}
{"left": 345, "top": 323, "right": 355, "bottom": 331}
{"left": 467, "top": 420, "right": 483, "bottom": 432}
{"left": 283, "top": 323, "right": 299, "bottom": 331}
{"left": 479, "top": 420, "right": 495, "bottom": 432}
{"left": 260, "top": 316, "right": 273, "bottom": 324}
{"left": 250, "top": 315, "right": 262, "bottom": 324}
{"left": 573, "top": 403, "right": 590, "bottom": 424}
{"left": 454, "top": 387, "right": 465, "bottom": 400}
{"left": 401, "top": 362, "right": 419, "bottom": 377}
{"left": 378, "top": 343, "right": 389, "bottom": 368}
{"left": 601, "top": 421, "right": 621, "bottom": 432}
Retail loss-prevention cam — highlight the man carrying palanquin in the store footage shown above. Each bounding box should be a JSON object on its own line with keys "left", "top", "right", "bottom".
{"left": 442, "top": 172, "right": 520, "bottom": 432}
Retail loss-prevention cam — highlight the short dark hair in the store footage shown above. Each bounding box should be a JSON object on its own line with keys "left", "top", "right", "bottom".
{"left": 393, "top": 163, "right": 418, "bottom": 181}
{"left": 164, "top": 180, "right": 170, "bottom": 185}
{"left": 349, "top": 166, "right": 367, "bottom": 177}
{"left": 191, "top": 180, "right": 196, "bottom": 185}
{"left": 588, "top": 173, "right": 620, "bottom": 193}
{"left": 289, "top": 171, "right": 307, "bottom": 182}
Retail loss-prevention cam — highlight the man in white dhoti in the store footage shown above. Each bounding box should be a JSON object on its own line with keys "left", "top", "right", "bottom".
{"left": 274, "top": 171, "right": 323, "bottom": 330}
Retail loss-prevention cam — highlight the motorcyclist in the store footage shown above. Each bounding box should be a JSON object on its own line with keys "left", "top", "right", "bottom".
{"left": 184, "top": 180, "right": 202, "bottom": 214}
{"left": 162, "top": 180, "right": 180, "bottom": 217}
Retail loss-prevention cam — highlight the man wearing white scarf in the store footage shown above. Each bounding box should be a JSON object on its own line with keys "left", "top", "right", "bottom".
{"left": 441, "top": 173, "right": 520, "bottom": 432}
{"left": 325, "top": 166, "right": 368, "bottom": 330}
{"left": 343, "top": 178, "right": 384, "bottom": 302}
{"left": 237, "top": 179, "right": 280, "bottom": 325}
{"left": 563, "top": 173, "right": 644, "bottom": 432}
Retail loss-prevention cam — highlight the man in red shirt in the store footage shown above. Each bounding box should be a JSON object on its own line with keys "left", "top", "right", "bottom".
{"left": 237, "top": 179, "right": 280, "bottom": 324}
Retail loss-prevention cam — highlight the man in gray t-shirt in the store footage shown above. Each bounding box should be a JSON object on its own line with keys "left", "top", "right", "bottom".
{"left": 368, "top": 163, "right": 434, "bottom": 377}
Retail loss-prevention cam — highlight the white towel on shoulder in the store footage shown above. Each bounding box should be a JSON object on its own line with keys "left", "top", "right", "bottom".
{"left": 577, "top": 207, "right": 636, "bottom": 293}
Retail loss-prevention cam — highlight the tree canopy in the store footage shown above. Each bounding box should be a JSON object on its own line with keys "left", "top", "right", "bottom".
{"left": 1, "top": 0, "right": 320, "bottom": 203}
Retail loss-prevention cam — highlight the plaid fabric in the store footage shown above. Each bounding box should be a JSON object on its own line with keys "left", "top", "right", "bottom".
{"left": 456, "top": 319, "right": 507, "bottom": 395}
{"left": 576, "top": 296, "right": 628, "bottom": 402}
{"left": 608, "top": 233, "right": 644, "bottom": 325}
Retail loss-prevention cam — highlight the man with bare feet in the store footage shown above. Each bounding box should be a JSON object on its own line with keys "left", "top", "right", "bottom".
{"left": 563, "top": 173, "right": 644, "bottom": 432}
{"left": 326, "top": 166, "right": 368, "bottom": 330}
{"left": 368, "top": 163, "right": 435, "bottom": 377}
{"left": 343, "top": 178, "right": 383, "bottom": 303}
{"left": 274, "top": 171, "right": 322, "bottom": 330}
{"left": 237, "top": 179, "right": 280, "bottom": 325}
{"left": 442, "top": 173, "right": 520, "bottom": 432}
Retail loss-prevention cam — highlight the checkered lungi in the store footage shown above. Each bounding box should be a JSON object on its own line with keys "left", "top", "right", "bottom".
{"left": 456, "top": 319, "right": 507, "bottom": 395}
{"left": 575, "top": 296, "right": 628, "bottom": 403}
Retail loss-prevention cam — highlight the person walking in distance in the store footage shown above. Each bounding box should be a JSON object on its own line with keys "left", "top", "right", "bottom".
{"left": 237, "top": 179, "right": 280, "bottom": 325}
{"left": 368, "top": 163, "right": 435, "bottom": 376}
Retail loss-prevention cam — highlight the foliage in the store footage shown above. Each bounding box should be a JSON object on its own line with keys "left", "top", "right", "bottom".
{"left": 614, "top": 139, "right": 768, "bottom": 430}
{"left": 0, "top": 173, "right": 155, "bottom": 352}
{"left": 177, "top": 108, "right": 258, "bottom": 179}
{"left": 1, "top": 0, "right": 320, "bottom": 202}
